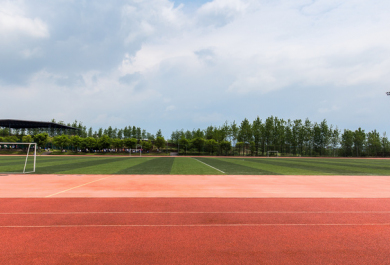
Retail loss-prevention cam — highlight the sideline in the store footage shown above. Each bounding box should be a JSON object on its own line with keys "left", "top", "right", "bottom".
{"left": 192, "top": 158, "right": 225, "bottom": 174}
{"left": 45, "top": 176, "right": 115, "bottom": 197}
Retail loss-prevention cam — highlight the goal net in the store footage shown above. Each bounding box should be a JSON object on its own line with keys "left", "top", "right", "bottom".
{"left": 0, "top": 142, "right": 37, "bottom": 173}
{"left": 267, "top": 151, "right": 279, "bottom": 157}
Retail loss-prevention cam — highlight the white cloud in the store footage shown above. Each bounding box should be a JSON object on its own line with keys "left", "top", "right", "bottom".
{"left": 0, "top": 1, "right": 49, "bottom": 39}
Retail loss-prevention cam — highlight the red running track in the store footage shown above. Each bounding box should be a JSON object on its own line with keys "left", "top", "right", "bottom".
{"left": 1, "top": 198, "right": 390, "bottom": 264}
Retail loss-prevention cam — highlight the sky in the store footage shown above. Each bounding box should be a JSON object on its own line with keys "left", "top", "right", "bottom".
{"left": 1, "top": 0, "right": 390, "bottom": 137}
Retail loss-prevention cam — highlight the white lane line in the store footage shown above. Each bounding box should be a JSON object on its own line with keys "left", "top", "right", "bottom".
{"left": 193, "top": 158, "right": 225, "bottom": 174}
{"left": 45, "top": 176, "right": 115, "bottom": 197}
{"left": 1, "top": 211, "right": 390, "bottom": 214}
{"left": 1, "top": 223, "right": 390, "bottom": 228}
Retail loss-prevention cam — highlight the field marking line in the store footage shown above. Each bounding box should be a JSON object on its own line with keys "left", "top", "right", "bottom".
{"left": 2, "top": 211, "right": 390, "bottom": 215}
{"left": 192, "top": 158, "right": 225, "bottom": 174}
{"left": 45, "top": 176, "right": 115, "bottom": 198}
{"left": 1, "top": 223, "right": 390, "bottom": 228}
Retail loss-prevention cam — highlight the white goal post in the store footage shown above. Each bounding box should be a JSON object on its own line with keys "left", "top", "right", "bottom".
{"left": 267, "top": 151, "right": 279, "bottom": 157}
{"left": 0, "top": 142, "right": 37, "bottom": 173}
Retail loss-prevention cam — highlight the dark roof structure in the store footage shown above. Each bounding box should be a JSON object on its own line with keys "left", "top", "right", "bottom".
{"left": 0, "top": 119, "right": 80, "bottom": 130}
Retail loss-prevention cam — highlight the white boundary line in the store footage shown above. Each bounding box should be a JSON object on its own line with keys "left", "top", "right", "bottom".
{"left": 1, "top": 223, "right": 390, "bottom": 228}
{"left": 45, "top": 176, "right": 115, "bottom": 198}
{"left": 193, "top": 158, "right": 225, "bottom": 174}
{"left": 1, "top": 211, "right": 390, "bottom": 214}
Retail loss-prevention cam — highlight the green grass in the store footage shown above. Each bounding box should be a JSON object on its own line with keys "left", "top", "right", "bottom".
{"left": 0, "top": 156, "right": 389, "bottom": 175}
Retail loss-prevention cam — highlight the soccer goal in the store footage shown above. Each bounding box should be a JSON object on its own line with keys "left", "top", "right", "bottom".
{"left": 0, "top": 142, "right": 37, "bottom": 173}
{"left": 267, "top": 151, "right": 279, "bottom": 157}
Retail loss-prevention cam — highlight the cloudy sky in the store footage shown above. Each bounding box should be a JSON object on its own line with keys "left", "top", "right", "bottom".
{"left": 1, "top": 0, "right": 390, "bottom": 137}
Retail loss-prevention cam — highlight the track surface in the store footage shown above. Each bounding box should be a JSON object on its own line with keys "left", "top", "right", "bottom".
{"left": 1, "top": 174, "right": 390, "bottom": 264}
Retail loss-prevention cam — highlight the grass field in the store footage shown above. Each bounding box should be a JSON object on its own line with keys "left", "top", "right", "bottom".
{"left": 1, "top": 156, "right": 390, "bottom": 175}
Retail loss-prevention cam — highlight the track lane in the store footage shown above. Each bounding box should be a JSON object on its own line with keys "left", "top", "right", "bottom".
{"left": 2, "top": 225, "right": 390, "bottom": 264}
{"left": 1, "top": 212, "right": 390, "bottom": 226}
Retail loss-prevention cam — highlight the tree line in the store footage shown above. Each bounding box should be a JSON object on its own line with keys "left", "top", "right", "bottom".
{"left": 1, "top": 116, "right": 389, "bottom": 156}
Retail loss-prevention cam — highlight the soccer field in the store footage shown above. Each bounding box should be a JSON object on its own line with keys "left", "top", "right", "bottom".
{"left": 1, "top": 156, "right": 390, "bottom": 175}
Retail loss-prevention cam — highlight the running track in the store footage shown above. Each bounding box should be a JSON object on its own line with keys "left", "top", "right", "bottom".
{"left": 1, "top": 174, "right": 390, "bottom": 264}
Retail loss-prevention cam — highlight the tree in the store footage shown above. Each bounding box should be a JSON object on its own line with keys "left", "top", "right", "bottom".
{"left": 353, "top": 128, "right": 365, "bottom": 157}
{"left": 22, "top": 135, "right": 33, "bottom": 143}
{"left": 98, "top": 135, "right": 111, "bottom": 150}
{"left": 238, "top": 118, "right": 252, "bottom": 156}
{"left": 230, "top": 121, "right": 239, "bottom": 149}
{"left": 303, "top": 118, "right": 313, "bottom": 156}
{"left": 220, "top": 140, "right": 232, "bottom": 156}
{"left": 33, "top": 133, "right": 49, "bottom": 149}
{"left": 155, "top": 136, "right": 166, "bottom": 152}
{"left": 178, "top": 138, "right": 190, "bottom": 154}
{"left": 236, "top": 142, "right": 244, "bottom": 156}
{"left": 136, "top": 127, "right": 141, "bottom": 140}
{"left": 98, "top": 128, "right": 103, "bottom": 138}
{"left": 252, "top": 117, "right": 262, "bottom": 156}
{"left": 71, "top": 135, "right": 83, "bottom": 151}
{"left": 88, "top": 127, "right": 93, "bottom": 137}
{"left": 156, "top": 129, "right": 163, "bottom": 138}
{"left": 112, "top": 138, "right": 124, "bottom": 152}
{"left": 366, "top": 130, "right": 381, "bottom": 156}
{"left": 140, "top": 140, "right": 153, "bottom": 151}
{"left": 341, "top": 129, "right": 354, "bottom": 156}
{"left": 381, "top": 132, "right": 390, "bottom": 157}
{"left": 83, "top": 137, "right": 97, "bottom": 152}
{"left": 191, "top": 137, "right": 205, "bottom": 154}
{"left": 53, "top": 135, "right": 70, "bottom": 150}
{"left": 205, "top": 139, "right": 219, "bottom": 155}
{"left": 330, "top": 126, "right": 340, "bottom": 157}
{"left": 264, "top": 116, "right": 274, "bottom": 153}
{"left": 124, "top": 138, "right": 137, "bottom": 149}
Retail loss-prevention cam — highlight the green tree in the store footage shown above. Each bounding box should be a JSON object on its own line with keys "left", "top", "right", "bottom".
{"left": 381, "top": 132, "right": 389, "bottom": 157}
{"left": 22, "top": 135, "right": 33, "bottom": 143}
{"left": 238, "top": 118, "right": 252, "bottom": 156}
{"left": 330, "top": 126, "right": 340, "bottom": 157}
{"left": 33, "top": 133, "right": 49, "bottom": 149}
{"left": 155, "top": 136, "right": 166, "bottom": 152}
{"left": 112, "top": 138, "right": 124, "bottom": 152}
{"left": 191, "top": 137, "right": 205, "bottom": 154}
{"left": 341, "top": 129, "right": 354, "bottom": 156}
{"left": 124, "top": 138, "right": 137, "bottom": 149}
{"left": 140, "top": 140, "right": 153, "bottom": 151}
{"left": 252, "top": 117, "right": 263, "bottom": 156}
{"left": 366, "top": 130, "right": 381, "bottom": 156}
{"left": 205, "top": 139, "right": 219, "bottom": 155}
{"left": 70, "top": 135, "right": 83, "bottom": 151}
{"left": 353, "top": 128, "right": 365, "bottom": 157}
{"left": 53, "top": 135, "right": 70, "bottom": 150}
{"left": 98, "top": 135, "right": 111, "bottom": 150}
{"left": 179, "top": 138, "right": 190, "bottom": 154}
{"left": 220, "top": 140, "right": 232, "bottom": 156}
{"left": 83, "top": 137, "right": 97, "bottom": 152}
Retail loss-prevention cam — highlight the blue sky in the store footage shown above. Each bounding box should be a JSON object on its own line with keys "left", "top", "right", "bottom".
{"left": 1, "top": 0, "right": 390, "bottom": 137}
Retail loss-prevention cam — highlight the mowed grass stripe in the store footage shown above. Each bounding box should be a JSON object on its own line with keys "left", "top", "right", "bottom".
{"left": 35, "top": 157, "right": 128, "bottom": 174}
{"left": 313, "top": 159, "right": 390, "bottom": 172}
{"left": 30, "top": 157, "right": 105, "bottom": 170}
{"left": 30, "top": 157, "right": 111, "bottom": 173}
{"left": 0, "top": 157, "right": 27, "bottom": 167}
{"left": 170, "top": 158, "right": 223, "bottom": 175}
{"left": 0, "top": 156, "right": 36, "bottom": 172}
{"left": 249, "top": 158, "right": 359, "bottom": 175}
{"left": 249, "top": 159, "right": 381, "bottom": 175}
{"left": 278, "top": 158, "right": 390, "bottom": 175}
{"left": 196, "top": 157, "right": 267, "bottom": 175}
{"left": 116, "top": 157, "right": 174, "bottom": 174}
{"left": 220, "top": 158, "right": 319, "bottom": 175}
{"left": 58, "top": 157, "right": 152, "bottom": 174}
